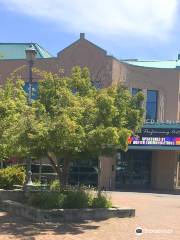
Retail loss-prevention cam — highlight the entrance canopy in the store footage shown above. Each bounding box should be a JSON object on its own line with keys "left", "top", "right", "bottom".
{"left": 128, "top": 123, "right": 180, "bottom": 151}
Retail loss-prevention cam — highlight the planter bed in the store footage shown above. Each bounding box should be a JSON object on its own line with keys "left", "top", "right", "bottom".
{"left": 0, "top": 200, "right": 135, "bottom": 222}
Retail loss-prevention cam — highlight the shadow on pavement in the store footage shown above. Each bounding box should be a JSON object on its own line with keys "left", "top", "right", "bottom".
{"left": 0, "top": 211, "right": 100, "bottom": 239}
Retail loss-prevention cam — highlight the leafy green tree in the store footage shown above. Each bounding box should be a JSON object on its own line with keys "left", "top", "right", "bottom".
{"left": 26, "top": 66, "right": 144, "bottom": 186}
{"left": 0, "top": 78, "right": 28, "bottom": 162}
{"left": 0, "top": 75, "right": 41, "bottom": 172}
{"left": 0, "top": 66, "right": 144, "bottom": 188}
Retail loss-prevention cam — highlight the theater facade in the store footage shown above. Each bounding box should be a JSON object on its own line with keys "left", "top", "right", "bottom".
{"left": 116, "top": 122, "right": 180, "bottom": 191}
{"left": 1, "top": 33, "right": 180, "bottom": 191}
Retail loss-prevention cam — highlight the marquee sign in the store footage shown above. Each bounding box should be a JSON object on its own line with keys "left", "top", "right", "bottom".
{"left": 141, "top": 128, "right": 180, "bottom": 137}
{"left": 128, "top": 136, "right": 180, "bottom": 146}
{"left": 128, "top": 124, "right": 180, "bottom": 147}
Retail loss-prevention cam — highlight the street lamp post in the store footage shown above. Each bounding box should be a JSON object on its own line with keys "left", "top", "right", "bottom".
{"left": 25, "top": 45, "right": 37, "bottom": 189}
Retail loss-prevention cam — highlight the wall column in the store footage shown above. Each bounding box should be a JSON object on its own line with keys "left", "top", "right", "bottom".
{"left": 151, "top": 150, "right": 177, "bottom": 191}
{"left": 99, "top": 156, "right": 116, "bottom": 190}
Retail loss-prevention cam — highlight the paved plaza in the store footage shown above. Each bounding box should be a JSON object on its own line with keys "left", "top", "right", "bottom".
{"left": 0, "top": 191, "right": 180, "bottom": 240}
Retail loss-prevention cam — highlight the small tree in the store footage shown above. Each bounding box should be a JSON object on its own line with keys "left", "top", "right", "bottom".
{"left": 24, "top": 66, "right": 144, "bottom": 187}
{"left": 0, "top": 67, "right": 144, "bottom": 188}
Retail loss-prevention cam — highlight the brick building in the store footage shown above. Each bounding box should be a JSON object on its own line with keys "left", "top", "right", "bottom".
{"left": 1, "top": 33, "right": 180, "bottom": 192}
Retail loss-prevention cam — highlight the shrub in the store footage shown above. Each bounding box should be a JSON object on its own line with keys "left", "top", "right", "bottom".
{"left": 27, "top": 188, "right": 112, "bottom": 209}
{"left": 63, "top": 188, "right": 93, "bottom": 209}
{"left": 50, "top": 180, "right": 61, "bottom": 191}
{"left": 0, "top": 166, "right": 25, "bottom": 189}
{"left": 91, "top": 193, "right": 112, "bottom": 208}
{"left": 31, "top": 180, "right": 42, "bottom": 191}
{"left": 33, "top": 180, "right": 41, "bottom": 186}
{"left": 27, "top": 191, "right": 66, "bottom": 209}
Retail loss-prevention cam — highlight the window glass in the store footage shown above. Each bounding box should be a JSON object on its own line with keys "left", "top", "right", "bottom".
{"left": 68, "top": 158, "right": 98, "bottom": 187}
{"left": 146, "top": 90, "right": 158, "bottom": 120}
{"left": 41, "top": 165, "right": 54, "bottom": 173}
{"left": 116, "top": 150, "right": 151, "bottom": 188}
{"left": 132, "top": 88, "right": 141, "bottom": 96}
{"left": 31, "top": 164, "right": 39, "bottom": 173}
{"left": 23, "top": 82, "right": 38, "bottom": 100}
{"left": 147, "top": 90, "right": 157, "bottom": 102}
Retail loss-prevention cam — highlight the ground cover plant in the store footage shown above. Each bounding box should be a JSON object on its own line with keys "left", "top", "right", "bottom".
{"left": 27, "top": 181, "right": 112, "bottom": 209}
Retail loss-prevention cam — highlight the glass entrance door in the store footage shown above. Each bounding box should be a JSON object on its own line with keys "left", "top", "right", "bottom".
{"left": 116, "top": 150, "right": 152, "bottom": 189}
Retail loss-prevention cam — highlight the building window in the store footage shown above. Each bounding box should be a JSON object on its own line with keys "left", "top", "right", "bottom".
{"left": 146, "top": 90, "right": 158, "bottom": 120}
{"left": 132, "top": 88, "right": 141, "bottom": 96}
{"left": 132, "top": 88, "right": 142, "bottom": 108}
{"left": 23, "top": 82, "right": 38, "bottom": 100}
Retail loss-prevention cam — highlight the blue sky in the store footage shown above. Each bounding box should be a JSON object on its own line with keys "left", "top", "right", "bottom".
{"left": 0, "top": 0, "right": 180, "bottom": 60}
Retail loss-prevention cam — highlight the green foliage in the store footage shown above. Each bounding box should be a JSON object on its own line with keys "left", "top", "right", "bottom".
{"left": 33, "top": 67, "right": 144, "bottom": 185}
{"left": 0, "top": 66, "right": 144, "bottom": 186}
{"left": 33, "top": 180, "right": 41, "bottom": 187}
{"left": 92, "top": 193, "right": 112, "bottom": 208}
{"left": 63, "top": 188, "right": 93, "bottom": 209}
{"left": 50, "top": 180, "right": 61, "bottom": 191}
{"left": 32, "top": 66, "right": 144, "bottom": 156}
{"left": 32, "top": 180, "right": 42, "bottom": 191}
{"left": 27, "top": 188, "right": 112, "bottom": 209}
{"left": 27, "top": 191, "right": 66, "bottom": 209}
{"left": 0, "top": 78, "right": 28, "bottom": 161}
{"left": 0, "top": 166, "right": 25, "bottom": 189}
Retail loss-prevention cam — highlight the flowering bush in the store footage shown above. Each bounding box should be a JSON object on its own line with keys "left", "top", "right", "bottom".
{"left": 0, "top": 166, "right": 25, "bottom": 189}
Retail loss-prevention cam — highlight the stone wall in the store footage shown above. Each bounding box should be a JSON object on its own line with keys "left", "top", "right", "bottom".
{"left": 0, "top": 189, "right": 25, "bottom": 203}
{"left": 0, "top": 200, "right": 135, "bottom": 222}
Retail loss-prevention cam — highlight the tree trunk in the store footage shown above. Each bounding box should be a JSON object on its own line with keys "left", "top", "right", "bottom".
{"left": 47, "top": 152, "right": 71, "bottom": 189}
{"left": 39, "top": 157, "right": 42, "bottom": 182}
{"left": 0, "top": 160, "right": 3, "bottom": 169}
{"left": 47, "top": 152, "right": 62, "bottom": 185}
{"left": 98, "top": 158, "right": 102, "bottom": 195}
{"left": 62, "top": 157, "right": 70, "bottom": 188}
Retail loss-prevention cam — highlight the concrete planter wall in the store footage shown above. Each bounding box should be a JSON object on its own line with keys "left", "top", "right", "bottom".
{"left": 0, "top": 189, "right": 25, "bottom": 202}
{"left": 0, "top": 200, "right": 135, "bottom": 222}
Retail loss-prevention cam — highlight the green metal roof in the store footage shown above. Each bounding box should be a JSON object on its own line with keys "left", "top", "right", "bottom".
{"left": 122, "top": 59, "right": 180, "bottom": 69}
{"left": 0, "top": 43, "right": 53, "bottom": 60}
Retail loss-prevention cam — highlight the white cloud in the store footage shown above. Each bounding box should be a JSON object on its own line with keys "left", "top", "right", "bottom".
{"left": 0, "top": 0, "right": 178, "bottom": 39}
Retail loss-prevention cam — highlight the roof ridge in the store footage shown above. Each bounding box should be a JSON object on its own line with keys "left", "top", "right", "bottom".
{"left": 0, "top": 43, "right": 53, "bottom": 59}
{"left": 0, "top": 42, "right": 36, "bottom": 45}
{"left": 58, "top": 35, "right": 107, "bottom": 57}
{"left": 35, "top": 43, "right": 54, "bottom": 57}
{"left": 123, "top": 59, "right": 177, "bottom": 62}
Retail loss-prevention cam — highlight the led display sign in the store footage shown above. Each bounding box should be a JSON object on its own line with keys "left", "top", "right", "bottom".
{"left": 128, "top": 125, "right": 180, "bottom": 147}
{"left": 128, "top": 136, "right": 180, "bottom": 146}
